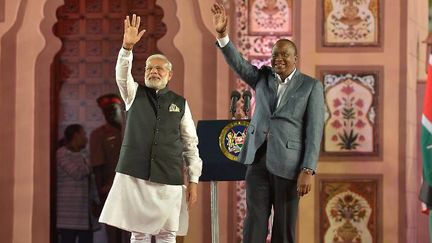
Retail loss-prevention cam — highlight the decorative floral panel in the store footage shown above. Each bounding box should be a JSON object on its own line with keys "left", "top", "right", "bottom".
{"left": 320, "top": 68, "right": 381, "bottom": 158}
{"left": 248, "top": 0, "right": 293, "bottom": 36}
{"left": 322, "top": 0, "right": 381, "bottom": 47}
{"left": 318, "top": 175, "right": 382, "bottom": 243}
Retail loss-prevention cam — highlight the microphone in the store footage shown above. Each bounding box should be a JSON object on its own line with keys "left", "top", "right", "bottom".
{"left": 242, "top": 90, "right": 252, "bottom": 116}
{"left": 230, "top": 91, "right": 241, "bottom": 118}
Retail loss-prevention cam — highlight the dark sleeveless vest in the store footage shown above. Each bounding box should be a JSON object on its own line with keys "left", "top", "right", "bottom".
{"left": 116, "top": 85, "right": 186, "bottom": 185}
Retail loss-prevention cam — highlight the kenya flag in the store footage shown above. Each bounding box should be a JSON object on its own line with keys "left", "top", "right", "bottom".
{"left": 422, "top": 54, "right": 432, "bottom": 187}
{"left": 419, "top": 54, "right": 432, "bottom": 214}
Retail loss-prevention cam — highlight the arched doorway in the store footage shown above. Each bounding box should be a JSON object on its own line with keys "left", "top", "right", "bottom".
{"left": 51, "top": 0, "right": 167, "bottom": 242}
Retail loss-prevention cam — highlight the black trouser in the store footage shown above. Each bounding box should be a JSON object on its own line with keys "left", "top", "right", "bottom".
{"left": 57, "top": 228, "right": 93, "bottom": 243}
{"left": 243, "top": 143, "right": 299, "bottom": 243}
{"left": 106, "top": 225, "right": 131, "bottom": 243}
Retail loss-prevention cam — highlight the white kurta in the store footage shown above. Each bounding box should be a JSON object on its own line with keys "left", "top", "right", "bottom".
{"left": 99, "top": 173, "right": 189, "bottom": 235}
{"left": 99, "top": 48, "right": 202, "bottom": 236}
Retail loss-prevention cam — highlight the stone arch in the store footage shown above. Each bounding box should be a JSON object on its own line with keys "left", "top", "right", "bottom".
{"left": 38, "top": 0, "right": 169, "bottom": 241}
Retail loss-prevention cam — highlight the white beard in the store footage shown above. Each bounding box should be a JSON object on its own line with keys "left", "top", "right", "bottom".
{"left": 145, "top": 77, "right": 168, "bottom": 90}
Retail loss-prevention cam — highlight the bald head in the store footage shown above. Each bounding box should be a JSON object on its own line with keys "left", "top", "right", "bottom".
{"left": 274, "top": 39, "right": 297, "bottom": 56}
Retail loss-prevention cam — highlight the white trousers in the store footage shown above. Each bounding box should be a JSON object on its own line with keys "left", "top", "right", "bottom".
{"left": 131, "top": 230, "right": 176, "bottom": 243}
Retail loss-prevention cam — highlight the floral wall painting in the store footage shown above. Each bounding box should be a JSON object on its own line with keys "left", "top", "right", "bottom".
{"left": 250, "top": 56, "right": 271, "bottom": 68}
{"left": 319, "top": 67, "right": 381, "bottom": 158}
{"left": 248, "top": 0, "right": 293, "bottom": 35}
{"left": 323, "top": 0, "right": 380, "bottom": 47}
{"left": 318, "top": 175, "right": 382, "bottom": 243}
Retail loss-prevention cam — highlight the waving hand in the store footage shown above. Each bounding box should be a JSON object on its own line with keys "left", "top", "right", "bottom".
{"left": 211, "top": 3, "right": 228, "bottom": 38}
{"left": 122, "top": 14, "right": 146, "bottom": 50}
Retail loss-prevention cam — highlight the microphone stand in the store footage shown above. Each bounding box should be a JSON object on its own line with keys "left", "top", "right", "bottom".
{"left": 210, "top": 175, "right": 219, "bottom": 243}
{"left": 242, "top": 90, "right": 252, "bottom": 120}
{"left": 210, "top": 90, "right": 240, "bottom": 243}
{"left": 230, "top": 91, "right": 241, "bottom": 120}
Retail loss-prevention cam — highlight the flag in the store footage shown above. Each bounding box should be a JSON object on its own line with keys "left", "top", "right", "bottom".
{"left": 421, "top": 54, "right": 432, "bottom": 187}
{"left": 419, "top": 54, "right": 432, "bottom": 216}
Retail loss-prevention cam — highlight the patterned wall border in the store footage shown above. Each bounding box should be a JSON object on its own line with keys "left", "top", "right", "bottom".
{"left": 316, "top": 65, "right": 384, "bottom": 161}
{"left": 315, "top": 174, "right": 383, "bottom": 243}
{"left": 316, "top": 0, "right": 384, "bottom": 52}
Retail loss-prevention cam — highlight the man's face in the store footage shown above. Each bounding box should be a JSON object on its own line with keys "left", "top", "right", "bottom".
{"left": 271, "top": 41, "right": 297, "bottom": 79}
{"left": 144, "top": 58, "right": 173, "bottom": 90}
{"left": 103, "top": 104, "right": 122, "bottom": 126}
{"left": 75, "top": 128, "right": 88, "bottom": 150}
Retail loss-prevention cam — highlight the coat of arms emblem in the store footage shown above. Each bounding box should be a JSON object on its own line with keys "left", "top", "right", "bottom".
{"left": 218, "top": 120, "right": 249, "bottom": 161}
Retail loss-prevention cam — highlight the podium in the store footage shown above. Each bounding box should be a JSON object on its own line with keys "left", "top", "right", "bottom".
{"left": 197, "top": 120, "right": 249, "bottom": 243}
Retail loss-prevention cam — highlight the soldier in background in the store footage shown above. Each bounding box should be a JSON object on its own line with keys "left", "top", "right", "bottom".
{"left": 90, "top": 93, "right": 128, "bottom": 243}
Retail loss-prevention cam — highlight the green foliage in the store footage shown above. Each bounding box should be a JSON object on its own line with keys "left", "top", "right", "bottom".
{"left": 338, "top": 129, "right": 359, "bottom": 150}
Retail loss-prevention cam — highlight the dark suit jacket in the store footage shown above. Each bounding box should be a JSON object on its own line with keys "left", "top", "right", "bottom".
{"left": 219, "top": 41, "right": 325, "bottom": 180}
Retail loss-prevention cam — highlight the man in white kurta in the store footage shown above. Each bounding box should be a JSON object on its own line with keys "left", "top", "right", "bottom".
{"left": 99, "top": 14, "right": 202, "bottom": 243}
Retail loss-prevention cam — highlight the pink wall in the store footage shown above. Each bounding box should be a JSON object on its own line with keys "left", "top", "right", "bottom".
{"left": 0, "top": 0, "right": 429, "bottom": 242}
{"left": 0, "top": 0, "right": 62, "bottom": 242}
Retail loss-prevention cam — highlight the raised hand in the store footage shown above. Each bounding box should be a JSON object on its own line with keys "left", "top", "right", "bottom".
{"left": 122, "top": 14, "right": 146, "bottom": 50}
{"left": 211, "top": 3, "right": 228, "bottom": 38}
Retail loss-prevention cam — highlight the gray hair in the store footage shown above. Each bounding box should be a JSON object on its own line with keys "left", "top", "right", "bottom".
{"left": 146, "top": 54, "right": 173, "bottom": 71}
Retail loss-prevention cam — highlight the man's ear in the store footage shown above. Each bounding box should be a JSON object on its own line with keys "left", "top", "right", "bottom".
{"left": 167, "top": 70, "right": 173, "bottom": 81}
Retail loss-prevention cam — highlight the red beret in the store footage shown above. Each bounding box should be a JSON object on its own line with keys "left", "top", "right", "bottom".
{"left": 97, "top": 94, "right": 122, "bottom": 108}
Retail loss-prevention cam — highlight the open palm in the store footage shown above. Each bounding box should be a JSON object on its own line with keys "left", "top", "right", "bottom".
{"left": 211, "top": 3, "right": 228, "bottom": 35}
{"left": 123, "top": 14, "right": 146, "bottom": 50}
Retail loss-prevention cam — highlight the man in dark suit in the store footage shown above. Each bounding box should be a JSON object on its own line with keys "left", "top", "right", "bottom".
{"left": 211, "top": 3, "right": 325, "bottom": 243}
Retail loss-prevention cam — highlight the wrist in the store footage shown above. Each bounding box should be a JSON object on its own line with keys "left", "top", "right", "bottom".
{"left": 122, "top": 43, "right": 133, "bottom": 51}
{"left": 301, "top": 167, "right": 315, "bottom": 175}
